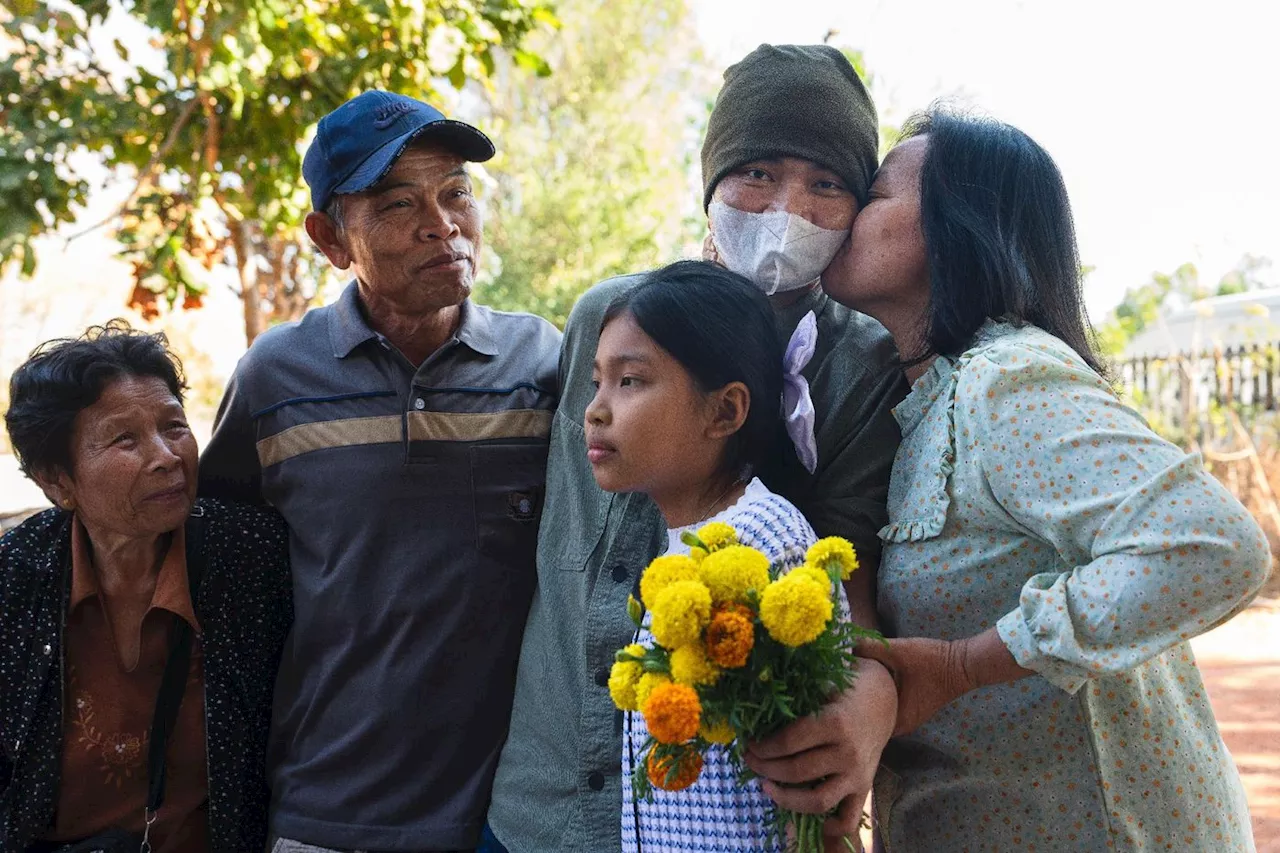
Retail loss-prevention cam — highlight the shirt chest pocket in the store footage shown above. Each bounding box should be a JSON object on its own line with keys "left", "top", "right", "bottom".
{"left": 471, "top": 442, "right": 550, "bottom": 559}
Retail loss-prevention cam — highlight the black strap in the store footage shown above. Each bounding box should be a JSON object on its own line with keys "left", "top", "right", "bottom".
{"left": 144, "top": 507, "right": 207, "bottom": 814}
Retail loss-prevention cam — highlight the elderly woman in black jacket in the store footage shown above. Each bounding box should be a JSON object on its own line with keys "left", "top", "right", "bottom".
{"left": 0, "top": 321, "right": 291, "bottom": 853}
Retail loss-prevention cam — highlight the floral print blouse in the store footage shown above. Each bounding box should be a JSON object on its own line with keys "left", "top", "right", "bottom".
{"left": 874, "top": 321, "right": 1268, "bottom": 851}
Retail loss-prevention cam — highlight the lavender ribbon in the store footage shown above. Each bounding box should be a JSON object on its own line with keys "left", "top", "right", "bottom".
{"left": 782, "top": 311, "right": 818, "bottom": 474}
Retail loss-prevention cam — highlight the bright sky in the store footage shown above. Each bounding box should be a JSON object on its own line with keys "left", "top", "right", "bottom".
{"left": 694, "top": 0, "right": 1280, "bottom": 319}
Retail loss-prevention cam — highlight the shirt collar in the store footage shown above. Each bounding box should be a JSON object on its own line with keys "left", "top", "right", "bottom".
{"left": 70, "top": 516, "right": 201, "bottom": 633}
{"left": 69, "top": 517, "right": 95, "bottom": 611}
{"left": 329, "top": 280, "right": 499, "bottom": 359}
{"left": 892, "top": 355, "right": 954, "bottom": 436}
{"left": 329, "top": 280, "right": 379, "bottom": 358}
{"left": 454, "top": 299, "right": 499, "bottom": 357}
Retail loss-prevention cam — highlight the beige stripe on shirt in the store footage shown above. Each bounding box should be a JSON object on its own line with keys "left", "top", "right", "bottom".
{"left": 257, "top": 409, "right": 553, "bottom": 468}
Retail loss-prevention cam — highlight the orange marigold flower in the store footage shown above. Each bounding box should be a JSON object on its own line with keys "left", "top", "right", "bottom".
{"left": 646, "top": 746, "right": 704, "bottom": 791}
{"left": 641, "top": 682, "right": 701, "bottom": 745}
{"left": 705, "top": 602, "right": 755, "bottom": 668}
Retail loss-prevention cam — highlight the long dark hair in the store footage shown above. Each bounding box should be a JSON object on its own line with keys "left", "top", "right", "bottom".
{"left": 904, "top": 107, "right": 1106, "bottom": 375}
{"left": 604, "top": 260, "right": 784, "bottom": 478}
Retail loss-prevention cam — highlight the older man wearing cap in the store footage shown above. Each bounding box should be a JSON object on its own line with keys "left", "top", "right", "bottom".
{"left": 489, "top": 45, "right": 906, "bottom": 852}
{"left": 199, "top": 91, "right": 559, "bottom": 852}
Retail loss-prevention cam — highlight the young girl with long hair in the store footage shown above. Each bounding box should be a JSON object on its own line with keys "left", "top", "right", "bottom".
{"left": 586, "top": 260, "right": 845, "bottom": 852}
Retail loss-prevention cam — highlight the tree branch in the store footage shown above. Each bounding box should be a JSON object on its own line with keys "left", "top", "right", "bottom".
{"left": 201, "top": 92, "right": 220, "bottom": 172}
{"left": 63, "top": 95, "right": 200, "bottom": 244}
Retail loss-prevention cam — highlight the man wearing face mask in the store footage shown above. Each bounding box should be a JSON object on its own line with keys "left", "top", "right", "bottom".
{"left": 489, "top": 45, "right": 907, "bottom": 852}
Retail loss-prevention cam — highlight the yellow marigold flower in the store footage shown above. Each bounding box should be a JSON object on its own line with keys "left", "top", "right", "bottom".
{"left": 699, "top": 716, "right": 736, "bottom": 745}
{"left": 759, "top": 573, "right": 833, "bottom": 647}
{"left": 608, "top": 660, "right": 644, "bottom": 711}
{"left": 634, "top": 672, "right": 671, "bottom": 708}
{"left": 646, "top": 746, "right": 704, "bottom": 791}
{"left": 622, "top": 643, "right": 647, "bottom": 659}
{"left": 697, "top": 544, "right": 771, "bottom": 604}
{"left": 805, "top": 536, "right": 860, "bottom": 580}
{"left": 790, "top": 565, "right": 833, "bottom": 595}
{"left": 689, "top": 546, "right": 709, "bottom": 565}
{"left": 696, "top": 521, "right": 739, "bottom": 552}
{"left": 705, "top": 602, "right": 755, "bottom": 668}
{"left": 639, "top": 554, "right": 700, "bottom": 610}
{"left": 649, "top": 580, "right": 712, "bottom": 649}
{"left": 642, "top": 682, "right": 701, "bottom": 744}
{"left": 669, "top": 642, "right": 721, "bottom": 687}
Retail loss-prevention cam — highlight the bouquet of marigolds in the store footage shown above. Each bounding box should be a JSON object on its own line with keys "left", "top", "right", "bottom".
{"left": 609, "top": 522, "right": 882, "bottom": 852}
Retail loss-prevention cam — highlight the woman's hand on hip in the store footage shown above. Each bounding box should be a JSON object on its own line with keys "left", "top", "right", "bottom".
{"left": 743, "top": 656, "right": 897, "bottom": 842}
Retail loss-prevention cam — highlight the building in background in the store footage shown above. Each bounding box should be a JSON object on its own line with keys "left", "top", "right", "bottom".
{"left": 1124, "top": 288, "right": 1280, "bottom": 359}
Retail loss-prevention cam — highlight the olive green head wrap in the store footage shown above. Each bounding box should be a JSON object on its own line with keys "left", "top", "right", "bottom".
{"left": 701, "top": 44, "right": 879, "bottom": 210}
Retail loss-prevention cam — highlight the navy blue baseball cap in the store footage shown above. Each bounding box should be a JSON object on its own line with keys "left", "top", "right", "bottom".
{"left": 303, "top": 90, "right": 495, "bottom": 212}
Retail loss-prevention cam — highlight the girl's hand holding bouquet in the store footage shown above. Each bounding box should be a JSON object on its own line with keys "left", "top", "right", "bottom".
{"left": 745, "top": 659, "right": 897, "bottom": 848}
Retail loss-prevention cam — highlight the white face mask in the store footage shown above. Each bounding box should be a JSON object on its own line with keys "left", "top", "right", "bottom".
{"left": 708, "top": 201, "right": 849, "bottom": 296}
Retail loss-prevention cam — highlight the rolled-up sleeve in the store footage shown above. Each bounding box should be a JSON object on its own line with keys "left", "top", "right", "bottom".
{"left": 956, "top": 343, "right": 1271, "bottom": 694}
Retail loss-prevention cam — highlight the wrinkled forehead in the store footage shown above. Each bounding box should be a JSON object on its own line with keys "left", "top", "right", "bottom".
{"left": 373, "top": 141, "right": 469, "bottom": 187}
{"left": 75, "top": 375, "right": 184, "bottom": 433}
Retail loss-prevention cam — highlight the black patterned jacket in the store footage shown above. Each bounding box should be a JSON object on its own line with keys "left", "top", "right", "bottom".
{"left": 0, "top": 499, "right": 291, "bottom": 852}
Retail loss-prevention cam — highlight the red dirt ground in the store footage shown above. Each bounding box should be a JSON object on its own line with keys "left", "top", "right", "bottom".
{"left": 1193, "top": 601, "right": 1280, "bottom": 852}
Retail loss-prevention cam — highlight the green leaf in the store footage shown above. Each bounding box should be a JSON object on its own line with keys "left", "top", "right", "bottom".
{"left": 679, "top": 530, "right": 706, "bottom": 551}
{"left": 447, "top": 61, "right": 467, "bottom": 90}
{"left": 513, "top": 48, "right": 552, "bottom": 76}
{"left": 20, "top": 241, "right": 37, "bottom": 278}
{"left": 627, "top": 594, "right": 644, "bottom": 626}
{"left": 532, "top": 7, "right": 560, "bottom": 28}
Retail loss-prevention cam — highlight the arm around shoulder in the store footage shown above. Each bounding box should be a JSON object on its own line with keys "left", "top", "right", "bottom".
{"left": 199, "top": 498, "right": 292, "bottom": 627}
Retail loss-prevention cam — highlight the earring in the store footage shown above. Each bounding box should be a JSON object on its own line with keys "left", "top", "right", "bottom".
{"left": 61, "top": 498, "right": 75, "bottom": 511}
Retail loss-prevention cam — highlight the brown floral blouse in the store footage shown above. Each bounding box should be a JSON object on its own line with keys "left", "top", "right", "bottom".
{"left": 41, "top": 520, "right": 208, "bottom": 851}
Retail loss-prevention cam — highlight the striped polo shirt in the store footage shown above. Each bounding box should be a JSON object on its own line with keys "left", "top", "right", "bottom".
{"left": 198, "top": 281, "right": 561, "bottom": 851}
